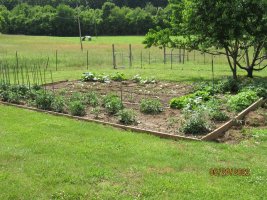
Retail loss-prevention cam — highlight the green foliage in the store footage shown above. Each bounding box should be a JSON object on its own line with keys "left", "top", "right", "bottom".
{"left": 227, "top": 91, "right": 259, "bottom": 112}
{"left": 181, "top": 109, "right": 212, "bottom": 135}
{"left": 140, "top": 98, "right": 163, "bottom": 114}
{"left": 82, "top": 72, "right": 97, "bottom": 82}
{"left": 118, "top": 109, "right": 137, "bottom": 125}
{"left": 68, "top": 100, "right": 86, "bottom": 116}
{"left": 111, "top": 72, "right": 126, "bottom": 82}
{"left": 132, "top": 74, "right": 142, "bottom": 83}
{"left": 51, "top": 96, "right": 65, "bottom": 113}
{"left": 209, "top": 110, "right": 229, "bottom": 122}
{"left": 103, "top": 94, "right": 123, "bottom": 115}
{"left": 35, "top": 91, "right": 54, "bottom": 110}
{"left": 97, "top": 74, "right": 110, "bottom": 83}
{"left": 84, "top": 91, "right": 100, "bottom": 107}
{"left": 170, "top": 91, "right": 211, "bottom": 109}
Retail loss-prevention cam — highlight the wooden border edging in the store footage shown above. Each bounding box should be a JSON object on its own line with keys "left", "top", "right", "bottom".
{"left": 0, "top": 101, "right": 201, "bottom": 142}
{"left": 202, "top": 98, "right": 265, "bottom": 141}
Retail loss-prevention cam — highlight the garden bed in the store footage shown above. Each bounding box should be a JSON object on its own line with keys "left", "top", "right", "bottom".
{"left": 0, "top": 74, "right": 266, "bottom": 141}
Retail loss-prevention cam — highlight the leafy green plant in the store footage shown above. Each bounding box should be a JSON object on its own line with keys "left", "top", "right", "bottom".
{"left": 103, "top": 94, "right": 123, "bottom": 115}
{"left": 181, "top": 109, "right": 212, "bottom": 135}
{"left": 227, "top": 91, "right": 259, "bottom": 112}
{"left": 141, "top": 77, "right": 157, "bottom": 84}
{"left": 84, "top": 91, "right": 100, "bottom": 107}
{"left": 35, "top": 91, "right": 54, "bottom": 110}
{"left": 68, "top": 100, "right": 86, "bottom": 116}
{"left": 111, "top": 72, "right": 126, "bottom": 82}
{"left": 52, "top": 96, "right": 65, "bottom": 113}
{"left": 132, "top": 74, "right": 142, "bottom": 83}
{"left": 82, "top": 72, "right": 97, "bottom": 82}
{"left": 97, "top": 74, "right": 110, "bottom": 83}
{"left": 209, "top": 110, "right": 229, "bottom": 122}
{"left": 140, "top": 98, "right": 163, "bottom": 114}
{"left": 118, "top": 109, "right": 137, "bottom": 125}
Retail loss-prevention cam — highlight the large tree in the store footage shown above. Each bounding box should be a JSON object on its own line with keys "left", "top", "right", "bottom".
{"left": 144, "top": 0, "right": 267, "bottom": 78}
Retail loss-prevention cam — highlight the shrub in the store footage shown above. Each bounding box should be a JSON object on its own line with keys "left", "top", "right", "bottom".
{"left": 52, "top": 96, "right": 65, "bottom": 113}
{"left": 70, "top": 92, "right": 84, "bottom": 102}
{"left": 181, "top": 110, "right": 212, "bottom": 135}
{"left": 118, "top": 109, "right": 137, "bottom": 125}
{"left": 68, "top": 101, "right": 86, "bottom": 116}
{"left": 111, "top": 72, "right": 126, "bottom": 82}
{"left": 32, "top": 84, "right": 42, "bottom": 91}
{"left": 194, "top": 90, "right": 211, "bottom": 101}
{"left": 103, "top": 94, "right": 123, "bottom": 114}
{"left": 227, "top": 91, "right": 259, "bottom": 112}
{"left": 140, "top": 98, "right": 163, "bottom": 114}
{"left": 84, "top": 91, "right": 100, "bottom": 107}
{"left": 35, "top": 91, "right": 54, "bottom": 110}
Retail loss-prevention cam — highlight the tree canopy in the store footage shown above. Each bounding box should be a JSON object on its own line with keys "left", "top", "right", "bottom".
{"left": 144, "top": 0, "right": 267, "bottom": 78}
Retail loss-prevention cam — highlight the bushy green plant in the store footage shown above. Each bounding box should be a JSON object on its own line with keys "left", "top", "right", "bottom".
{"left": 82, "top": 72, "right": 97, "bottom": 82}
{"left": 97, "top": 74, "right": 110, "bottom": 83}
{"left": 132, "top": 74, "right": 142, "bottom": 83}
{"left": 140, "top": 98, "right": 163, "bottom": 114}
{"left": 111, "top": 72, "right": 126, "bottom": 82}
{"left": 217, "top": 77, "right": 240, "bottom": 93}
{"left": 103, "top": 94, "right": 123, "bottom": 114}
{"left": 35, "top": 91, "right": 54, "bottom": 110}
{"left": 181, "top": 109, "right": 212, "bottom": 135}
{"left": 141, "top": 77, "right": 157, "bottom": 84}
{"left": 118, "top": 109, "right": 137, "bottom": 125}
{"left": 68, "top": 100, "right": 86, "bottom": 116}
{"left": 209, "top": 110, "right": 229, "bottom": 122}
{"left": 170, "top": 95, "right": 192, "bottom": 109}
{"left": 6, "top": 91, "right": 20, "bottom": 104}
{"left": 70, "top": 92, "right": 84, "bottom": 102}
{"left": 84, "top": 91, "right": 100, "bottom": 107}
{"left": 52, "top": 96, "right": 65, "bottom": 113}
{"left": 227, "top": 91, "right": 259, "bottom": 112}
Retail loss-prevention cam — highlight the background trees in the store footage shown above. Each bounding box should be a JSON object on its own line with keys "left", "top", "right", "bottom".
{"left": 0, "top": 1, "right": 169, "bottom": 36}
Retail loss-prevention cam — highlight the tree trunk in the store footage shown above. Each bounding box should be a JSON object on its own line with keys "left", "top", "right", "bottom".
{"left": 232, "top": 68, "right": 237, "bottom": 79}
{"left": 246, "top": 67, "right": 253, "bottom": 78}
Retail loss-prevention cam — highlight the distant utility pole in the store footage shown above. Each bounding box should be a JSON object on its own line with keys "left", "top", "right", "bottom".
{"left": 77, "top": 5, "right": 83, "bottom": 51}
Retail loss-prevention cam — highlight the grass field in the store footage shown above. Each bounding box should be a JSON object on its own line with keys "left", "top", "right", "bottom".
{"left": 0, "top": 104, "right": 267, "bottom": 199}
{"left": 1, "top": 34, "right": 266, "bottom": 83}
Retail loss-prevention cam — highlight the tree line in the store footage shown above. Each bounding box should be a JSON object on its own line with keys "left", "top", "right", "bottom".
{"left": 0, "top": 0, "right": 168, "bottom": 10}
{"left": 0, "top": 2, "right": 170, "bottom": 36}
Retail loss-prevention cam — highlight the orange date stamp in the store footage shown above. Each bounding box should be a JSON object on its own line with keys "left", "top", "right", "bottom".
{"left": 209, "top": 168, "right": 251, "bottom": 176}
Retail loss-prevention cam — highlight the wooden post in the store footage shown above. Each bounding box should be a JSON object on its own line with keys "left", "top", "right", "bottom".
{"left": 56, "top": 50, "right": 58, "bottom": 71}
{"left": 179, "top": 48, "right": 182, "bottom": 63}
{"left": 141, "top": 51, "right": 143, "bottom": 69}
{"left": 187, "top": 51, "right": 189, "bottom": 62}
{"left": 163, "top": 46, "right": 166, "bottom": 64}
{"left": 77, "top": 7, "right": 83, "bottom": 52}
{"left": 86, "top": 50, "right": 89, "bottom": 70}
{"left": 148, "top": 51, "right": 151, "bottom": 65}
{"left": 194, "top": 50, "right": 196, "bottom": 62}
{"left": 16, "top": 51, "right": 19, "bottom": 85}
{"left": 182, "top": 48, "right": 185, "bottom": 64}
{"left": 212, "top": 56, "right": 215, "bottom": 95}
{"left": 112, "top": 44, "right": 116, "bottom": 69}
{"left": 204, "top": 52, "right": 206, "bottom": 64}
{"left": 129, "top": 44, "right": 132, "bottom": 67}
{"left": 171, "top": 49, "right": 173, "bottom": 69}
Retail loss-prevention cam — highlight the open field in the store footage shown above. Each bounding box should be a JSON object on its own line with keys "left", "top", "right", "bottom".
{"left": 1, "top": 34, "right": 267, "bottom": 83}
{"left": 0, "top": 104, "right": 267, "bottom": 199}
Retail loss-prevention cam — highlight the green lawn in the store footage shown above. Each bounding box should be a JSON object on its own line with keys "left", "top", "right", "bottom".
{"left": 0, "top": 104, "right": 266, "bottom": 199}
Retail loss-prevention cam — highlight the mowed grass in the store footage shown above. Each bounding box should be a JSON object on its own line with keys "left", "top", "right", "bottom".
{"left": 1, "top": 34, "right": 266, "bottom": 83}
{"left": 0, "top": 104, "right": 267, "bottom": 199}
